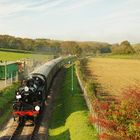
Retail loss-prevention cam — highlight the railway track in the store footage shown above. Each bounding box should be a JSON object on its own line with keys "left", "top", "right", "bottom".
{"left": 1, "top": 97, "right": 50, "bottom": 140}
{"left": 8, "top": 122, "right": 24, "bottom": 140}
{"left": 0, "top": 69, "right": 65, "bottom": 140}
{"left": 0, "top": 117, "right": 40, "bottom": 140}
{"left": 8, "top": 122, "right": 37, "bottom": 140}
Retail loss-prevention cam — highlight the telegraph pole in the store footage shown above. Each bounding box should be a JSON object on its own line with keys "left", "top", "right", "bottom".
{"left": 16, "top": 71, "right": 18, "bottom": 82}
{"left": 5, "top": 61, "right": 7, "bottom": 87}
{"left": 11, "top": 73, "right": 12, "bottom": 84}
{"left": 71, "top": 63, "right": 74, "bottom": 91}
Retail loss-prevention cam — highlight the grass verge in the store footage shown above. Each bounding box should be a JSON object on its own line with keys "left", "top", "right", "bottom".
{"left": 48, "top": 66, "right": 97, "bottom": 140}
{"left": 0, "top": 83, "right": 19, "bottom": 127}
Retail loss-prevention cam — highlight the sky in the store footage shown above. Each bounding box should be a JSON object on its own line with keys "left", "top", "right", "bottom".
{"left": 0, "top": 0, "right": 139, "bottom": 43}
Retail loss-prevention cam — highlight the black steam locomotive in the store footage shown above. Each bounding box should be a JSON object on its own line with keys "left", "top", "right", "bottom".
{"left": 13, "top": 56, "right": 73, "bottom": 123}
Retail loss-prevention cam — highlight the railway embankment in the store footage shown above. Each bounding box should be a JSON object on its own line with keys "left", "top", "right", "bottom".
{"left": 0, "top": 83, "right": 19, "bottom": 129}
{"left": 48, "top": 65, "right": 97, "bottom": 140}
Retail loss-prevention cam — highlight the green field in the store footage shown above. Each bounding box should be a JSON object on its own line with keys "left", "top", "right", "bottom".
{"left": 98, "top": 54, "right": 140, "bottom": 60}
{"left": 0, "top": 51, "right": 53, "bottom": 61}
{"left": 0, "top": 48, "right": 33, "bottom": 54}
{"left": 49, "top": 66, "right": 97, "bottom": 140}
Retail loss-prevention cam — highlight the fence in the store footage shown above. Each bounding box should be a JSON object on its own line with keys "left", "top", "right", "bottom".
{"left": 75, "top": 66, "right": 102, "bottom": 135}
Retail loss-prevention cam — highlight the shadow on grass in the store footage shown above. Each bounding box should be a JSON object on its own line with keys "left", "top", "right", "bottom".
{"left": 48, "top": 67, "right": 89, "bottom": 140}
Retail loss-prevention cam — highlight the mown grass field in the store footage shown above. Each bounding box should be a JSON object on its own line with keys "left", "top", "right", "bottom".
{"left": 49, "top": 66, "right": 97, "bottom": 140}
{"left": 98, "top": 54, "right": 140, "bottom": 60}
{"left": 87, "top": 58, "right": 140, "bottom": 96}
{"left": 0, "top": 51, "right": 53, "bottom": 61}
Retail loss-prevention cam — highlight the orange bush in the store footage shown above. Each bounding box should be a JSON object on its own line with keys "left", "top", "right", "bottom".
{"left": 91, "top": 86, "right": 140, "bottom": 140}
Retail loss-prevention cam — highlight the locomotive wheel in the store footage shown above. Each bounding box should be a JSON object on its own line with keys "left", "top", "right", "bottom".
{"left": 33, "top": 116, "right": 37, "bottom": 125}
{"left": 19, "top": 116, "right": 25, "bottom": 123}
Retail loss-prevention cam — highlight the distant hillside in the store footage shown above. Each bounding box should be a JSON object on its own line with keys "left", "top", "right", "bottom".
{"left": 78, "top": 41, "right": 111, "bottom": 54}
{"left": 0, "top": 34, "right": 139, "bottom": 55}
{"left": 0, "top": 35, "right": 112, "bottom": 55}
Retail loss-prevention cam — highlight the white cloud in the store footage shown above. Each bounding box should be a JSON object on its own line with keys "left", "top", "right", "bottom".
{"left": 0, "top": 0, "right": 139, "bottom": 43}
{"left": 58, "top": 0, "right": 97, "bottom": 12}
{"left": 0, "top": 0, "right": 98, "bottom": 18}
{"left": 0, "top": 3, "right": 27, "bottom": 17}
{"left": 0, "top": 0, "right": 66, "bottom": 17}
{"left": 102, "top": 0, "right": 140, "bottom": 21}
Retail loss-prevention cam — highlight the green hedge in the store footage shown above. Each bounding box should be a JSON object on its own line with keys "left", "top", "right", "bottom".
{"left": 0, "top": 83, "right": 19, "bottom": 126}
{"left": 75, "top": 58, "right": 98, "bottom": 100}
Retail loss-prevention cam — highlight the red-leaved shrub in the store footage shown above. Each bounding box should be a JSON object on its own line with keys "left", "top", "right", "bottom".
{"left": 91, "top": 86, "right": 140, "bottom": 140}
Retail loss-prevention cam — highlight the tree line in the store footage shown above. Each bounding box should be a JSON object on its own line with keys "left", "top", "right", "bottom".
{"left": 0, "top": 35, "right": 139, "bottom": 55}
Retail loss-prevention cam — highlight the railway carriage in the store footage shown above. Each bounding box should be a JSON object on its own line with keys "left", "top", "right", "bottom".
{"left": 13, "top": 56, "right": 74, "bottom": 123}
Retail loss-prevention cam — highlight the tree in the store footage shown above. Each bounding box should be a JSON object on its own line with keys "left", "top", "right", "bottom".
{"left": 120, "top": 41, "right": 135, "bottom": 54}
{"left": 112, "top": 41, "right": 135, "bottom": 54}
{"left": 61, "top": 41, "right": 82, "bottom": 56}
{"left": 133, "top": 44, "right": 140, "bottom": 54}
{"left": 50, "top": 41, "right": 61, "bottom": 54}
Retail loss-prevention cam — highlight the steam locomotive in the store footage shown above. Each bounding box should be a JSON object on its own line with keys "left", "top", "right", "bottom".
{"left": 13, "top": 56, "right": 73, "bottom": 123}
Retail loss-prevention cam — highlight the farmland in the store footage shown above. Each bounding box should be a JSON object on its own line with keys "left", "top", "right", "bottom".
{"left": 0, "top": 51, "right": 53, "bottom": 61}
{"left": 87, "top": 58, "right": 140, "bottom": 96}
{"left": 98, "top": 54, "right": 140, "bottom": 60}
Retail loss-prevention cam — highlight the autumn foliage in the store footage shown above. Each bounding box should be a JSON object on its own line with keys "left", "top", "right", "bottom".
{"left": 90, "top": 86, "right": 140, "bottom": 140}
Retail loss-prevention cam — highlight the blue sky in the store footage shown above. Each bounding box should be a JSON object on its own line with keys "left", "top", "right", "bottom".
{"left": 0, "top": 0, "right": 139, "bottom": 43}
